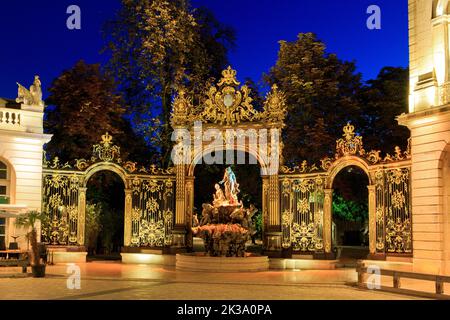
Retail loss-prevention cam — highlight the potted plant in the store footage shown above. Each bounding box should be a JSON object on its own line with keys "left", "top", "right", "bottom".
{"left": 15, "top": 210, "right": 48, "bottom": 277}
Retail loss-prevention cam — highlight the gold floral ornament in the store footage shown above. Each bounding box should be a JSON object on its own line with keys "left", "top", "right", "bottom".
{"left": 282, "top": 210, "right": 292, "bottom": 227}
{"left": 336, "top": 122, "right": 365, "bottom": 158}
{"left": 391, "top": 190, "right": 406, "bottom": 209}
{"left": 139, "top": 219, "right": 165, "bottom": 247}
{"left": 170, "top": 88, "right": 192, "bottom": 127}
{"left": 201, "top": 67, "right": 258, "bottom": 125}
{"left": 263, "top": 84, "right": 288, "bottom": 124}
{"left": 146, "top": 198, "right": 159, "bottom": 214}
{"left": 297, "top": 198, "right": 310, "bottom": 215}
{"left": 280, "top": 160, "right": 319, "bottom": 174}
{"left": 92, "top": 132, "right": 121, "bottom": 162}
{"left": 291, "top": 222, "right": 316, "bottom": 252}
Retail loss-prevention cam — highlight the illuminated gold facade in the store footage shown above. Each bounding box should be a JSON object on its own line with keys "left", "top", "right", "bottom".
{"left": 398, "top": 0, "right": 450, "bottom": 275}
{"left": 42, "top": 133, "right": 175, "bottom": 250}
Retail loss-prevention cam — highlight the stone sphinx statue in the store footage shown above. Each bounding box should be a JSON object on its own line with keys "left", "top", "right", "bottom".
{"left": 16, "top": 75, "right": 44, "bottom": 108}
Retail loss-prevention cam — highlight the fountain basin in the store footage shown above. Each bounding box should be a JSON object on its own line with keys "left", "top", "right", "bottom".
{"left": 176, "top": 253, "right": 269, "bottom": 272}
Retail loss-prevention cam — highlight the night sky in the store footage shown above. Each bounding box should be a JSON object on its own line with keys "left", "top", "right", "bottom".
{"left": 0, "top": 0, "right": 408, "bottom": 99}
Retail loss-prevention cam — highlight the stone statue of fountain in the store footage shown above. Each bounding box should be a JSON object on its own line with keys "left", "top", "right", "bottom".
{"left": 192, "top": 167, "right": 257, "bottom": 257}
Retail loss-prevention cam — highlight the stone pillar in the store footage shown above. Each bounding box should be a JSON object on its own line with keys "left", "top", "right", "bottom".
{"left": 77, "top": 187, "right": 86, "bottom": 246}
{"left": 399, "top": 110, "right": 450, "bottom": 274}
{"left": 368, "top": 185, "right": 377, "bottom": 256}
{"left": 323, "top": 189, "right": 333, "bottom": 254}
{"left": 124, "top": 189, "right": 132, "bottom": 247}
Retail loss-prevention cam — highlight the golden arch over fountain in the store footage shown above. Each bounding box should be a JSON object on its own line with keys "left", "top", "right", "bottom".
{"left": 170, "top": 66, "right": 288, "bottom": 252}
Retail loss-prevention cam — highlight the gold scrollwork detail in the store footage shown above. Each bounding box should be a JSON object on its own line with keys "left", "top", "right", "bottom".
{"left": 336, "top": 122, "right": 365, "bottom": 158}
{"left": 139, "top": 219, "right": 165, "bottom": 247}
{"left": 171, "top": 66, "right": 287, "bottom": 127}
{"left": 386, "top": 218, "right": 412, "bottom": 253}
{"left": 291, "top": 222, "right": 316, "bottom": 252}
{"left": 92, "top": 132, "right": 121, "bottom": 162}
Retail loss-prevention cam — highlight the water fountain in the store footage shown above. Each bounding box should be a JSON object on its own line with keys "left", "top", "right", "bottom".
{"left": 176, "top": 167, "right": 269, "bottom": 272}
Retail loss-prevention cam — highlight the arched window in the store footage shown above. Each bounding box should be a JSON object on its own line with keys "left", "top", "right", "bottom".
{"left": 0, "top": 160, "right": 9, "bottom": 203}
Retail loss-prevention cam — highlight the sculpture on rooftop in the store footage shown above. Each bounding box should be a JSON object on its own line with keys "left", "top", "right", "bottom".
{"left": 16, "top": 75, "right": 44, "bottom": 108}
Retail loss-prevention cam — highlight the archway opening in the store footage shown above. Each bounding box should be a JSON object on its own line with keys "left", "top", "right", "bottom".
{"left": 332, "top": 165, "right": 369, "bottom": 260}
{"left": 193, "top": 150, "right": 263, "bottom": 253}
{"left": 86, "top": 170, "right": 125, "bottom": 261}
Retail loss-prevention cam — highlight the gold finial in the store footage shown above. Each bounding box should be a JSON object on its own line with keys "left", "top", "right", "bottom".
{"left": 342, "top": 122, "right": 355, "bottom": 140}
{"left": 217, "top": 66, "right": 240, "bottom": 87}
{"left": 101, "top": 132, "right": 113, "bottom": 146}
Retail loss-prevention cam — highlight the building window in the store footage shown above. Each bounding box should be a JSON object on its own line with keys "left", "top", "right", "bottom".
{"left": 0, "top": 161, "right": 6, "bottom": 180}
{"left": 0, "top": 161, "right": 9, "bottom": 203}
{"left": 0, "top": 218, "right": 5, "bottom": 249}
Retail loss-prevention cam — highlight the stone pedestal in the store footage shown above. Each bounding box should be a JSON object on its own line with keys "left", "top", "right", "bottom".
{"left": 176, "top": 253, "right": 269, "bottom": 272}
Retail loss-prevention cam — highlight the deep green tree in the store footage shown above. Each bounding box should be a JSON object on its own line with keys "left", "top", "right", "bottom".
{"left": 265, "top": 33, "right": 363, "bottom": 165}
{"left": 104, "top": 0, "right": 235, "bottom": 166}
{"left": 358, "top": 67, "right": 410, "bottom": 153}
{"left": 45, "top": 60, "right": 152, "bottom": 164}
{"left": 244, "top": 78, "right": 265, "bottom": 112}
{"left": 85, "top": 204, "right": 103, "bottom": 256}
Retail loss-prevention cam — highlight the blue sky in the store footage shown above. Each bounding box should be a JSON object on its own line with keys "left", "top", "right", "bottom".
{"left": 0, "top": 0, "right": 408, "bottom": 98}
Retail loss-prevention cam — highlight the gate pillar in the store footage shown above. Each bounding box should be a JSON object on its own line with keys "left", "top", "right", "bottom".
{"left": 323, "top": 189, "right": 333, "bottom": 255}
{"left": 172, "top": 164, "right": 187, "bottom": 249}
{"left": 124, "top": 188, "right": 132, "bottom": 247}
{"left": 368, "top": 185, "right": 377, "bottom": 256}
{"left": 77, "top": 187, "right": 87, "bottom": 246}
{"left": 264, "top": 174, "right": 282, "bottom": 255}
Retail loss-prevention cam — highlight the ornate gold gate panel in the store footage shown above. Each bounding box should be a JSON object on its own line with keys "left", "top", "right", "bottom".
{"left": 374, "top": 167, "right": 412, "bottom": 254}
{"left": 280, "top": 123, "right": 413, "bottom": 257}
{"left": 42, "top": 173, "right": 83, "bottom": 245}
{"left": 130, "top": 177, "right": 175, "bottom": 247}
{"left": 280, "top": 174, "right": 325, "bottom": 252}
{"left": 42, "top": 133, "right": 175, "bottom": 248}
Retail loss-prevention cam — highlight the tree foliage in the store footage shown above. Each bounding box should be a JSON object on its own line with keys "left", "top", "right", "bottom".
{"left": 85, "top": 204, "right": 103, "bottom": 255}
{"left": 265, "top": 33, "right": 363, "bottom": 165}
{"left": 104, "top": 0, "right": 235, "bottom": 166}
{"left": 358, "top": 67, "right": 410, "bottom": 153}
{"left": 332, "top": 194, "right": 368, "bottom": 222}
{"left": 45, "top": 60, "right": 151, "bottom": 163}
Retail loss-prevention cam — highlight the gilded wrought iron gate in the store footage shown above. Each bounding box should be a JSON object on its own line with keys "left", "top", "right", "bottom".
{"left": 130, "top": 178, "right": 175, "bottom": 247}
{"left": 374, "top": 167, "right": 412, "bottom": 254}
{"left": 42, "top": 133, "right": 176, "bottom": 248}
{"left": 280, "top": 175, "right": 325, "bottom": 252}
{"left": 279, "top": 123, "right": 413, "bottom": 256}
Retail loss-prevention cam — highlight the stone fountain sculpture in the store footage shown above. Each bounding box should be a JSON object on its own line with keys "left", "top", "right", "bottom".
{"left": 192, "top": 167, "right": 257, "bottom": 257}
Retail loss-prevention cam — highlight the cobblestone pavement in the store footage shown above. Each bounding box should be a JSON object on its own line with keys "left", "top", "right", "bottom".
{"left": 0, "top": 263, "right": 421, "bottom": 300}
